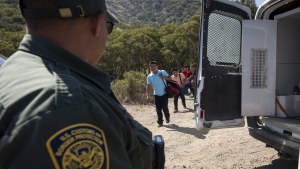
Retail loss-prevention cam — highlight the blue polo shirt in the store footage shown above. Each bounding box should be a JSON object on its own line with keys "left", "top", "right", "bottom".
{"left": 147, "top": 70, "right": 169, "bottom": 96}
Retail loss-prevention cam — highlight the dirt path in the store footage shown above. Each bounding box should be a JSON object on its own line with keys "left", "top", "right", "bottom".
{"left": 124, "top": 97, "right": 298, "bottom": 169}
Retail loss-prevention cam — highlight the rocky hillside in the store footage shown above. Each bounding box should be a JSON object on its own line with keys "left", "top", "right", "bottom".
{"left": 0, "top": 0, "right": 201, "bottom": 30}
{"left": 107, "top": 0, "right": 201, "bottom": 26}
{"left": 0, "top": 0, "right": 260, "bottom": 27}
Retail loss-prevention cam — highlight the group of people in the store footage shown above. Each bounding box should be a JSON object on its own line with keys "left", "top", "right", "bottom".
{"left": 146, "top": 61, "right": 197, "bottom": 127}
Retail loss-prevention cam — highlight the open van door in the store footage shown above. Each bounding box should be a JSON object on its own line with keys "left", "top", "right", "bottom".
{"left": 195, "top": 0, "right": 251, "bottom": 130}
{"left": 0, "top": 54, "right": 6, "bottom": 67}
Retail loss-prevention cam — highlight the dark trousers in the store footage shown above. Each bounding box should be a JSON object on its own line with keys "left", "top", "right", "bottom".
{"left": 154, "top": 94, "right": 170, "bottom": 124}
{"left": 174, "top": 92, "right": 186, "bottom": 110}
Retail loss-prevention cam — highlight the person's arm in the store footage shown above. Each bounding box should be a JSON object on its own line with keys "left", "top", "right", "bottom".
{"left": 161, "top": 75, "right": 172, "bottom": 81}
{"left": 146, "top": 84, "right": 152, "bottom": 101}
{"left": 160, "top": 70, "right": 172, "bottom": 81}
{"left": 181, "top": 73, "right": 188, "bottom": 84}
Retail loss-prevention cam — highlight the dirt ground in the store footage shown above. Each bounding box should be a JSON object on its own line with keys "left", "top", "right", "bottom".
{"left": 124, "top": 97, "right": 299, "bottom": 169}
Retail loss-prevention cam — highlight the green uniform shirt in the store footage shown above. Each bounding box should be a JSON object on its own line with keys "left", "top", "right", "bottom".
{"left": 0, "top": 35, "right": 153, "bottom": 169}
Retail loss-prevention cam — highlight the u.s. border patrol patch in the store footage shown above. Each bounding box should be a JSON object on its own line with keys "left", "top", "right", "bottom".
{"left": 46, "top": 123, "right": 109, "bottom": 169}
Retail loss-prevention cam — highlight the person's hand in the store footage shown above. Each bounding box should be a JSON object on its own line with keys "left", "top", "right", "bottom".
{"left": 160, "top": 74, "right": 164, "bottom": 79}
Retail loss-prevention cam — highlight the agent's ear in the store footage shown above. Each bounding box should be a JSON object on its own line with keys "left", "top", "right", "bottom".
{"left": 92, "top": 12, "right": 106, "bottom": 37}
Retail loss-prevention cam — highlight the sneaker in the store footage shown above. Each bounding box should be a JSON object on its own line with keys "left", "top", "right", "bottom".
{"left": 183, "top": 106, "right": 188, "bottom": 110}
{"left": 158, "top": 124, "right": 163, "bottom": 127}
{"left": 166, "top": 119, "right": 170, "bottom": 123}
{"left": 173, "top": 109, "right": 178, "bottom": 113}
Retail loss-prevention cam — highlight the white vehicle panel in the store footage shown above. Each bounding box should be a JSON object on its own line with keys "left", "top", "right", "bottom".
{"left": 241, "top": 20, "right": 277, "bottom": 117}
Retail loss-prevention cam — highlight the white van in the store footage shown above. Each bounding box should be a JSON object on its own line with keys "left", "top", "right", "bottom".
{"left": 195, "top": 0, "right": 300, "bottom": 161}
{"left": 0, "top": 54, "right": 6, "bottom": 67}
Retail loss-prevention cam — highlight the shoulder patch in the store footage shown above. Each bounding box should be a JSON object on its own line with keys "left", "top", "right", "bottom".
{"left": 46, "top": 123, "right": 109, "bottom": 169}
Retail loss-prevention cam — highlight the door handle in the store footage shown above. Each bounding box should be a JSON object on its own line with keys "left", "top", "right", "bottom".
{"left": 227, "top": 72, "right": 242, "bottom": 76}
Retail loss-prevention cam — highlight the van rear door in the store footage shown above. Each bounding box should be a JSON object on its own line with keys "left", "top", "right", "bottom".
{"left": 0, "top": 54, "right": 6, "bottom": 67}
{"left": 195, "top": 0, "right": 251, "bottom": 130}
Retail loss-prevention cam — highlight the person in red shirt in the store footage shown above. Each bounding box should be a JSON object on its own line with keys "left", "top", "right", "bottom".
{"left": 186, "top": 64, "right": 196, "bottom": 97}
{"left": 182, "top": 65, "right": 189, "bottom": 78}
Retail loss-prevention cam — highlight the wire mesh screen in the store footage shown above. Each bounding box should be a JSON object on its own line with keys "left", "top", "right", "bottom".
{"left": 250, "top": 49, "right": 268, "bottom": 88}
{"left": 207, "top": 12, "right": 241, "bottom": 70}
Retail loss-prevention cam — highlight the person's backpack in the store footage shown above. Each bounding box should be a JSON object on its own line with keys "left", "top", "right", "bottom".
{"left": 165, "top": 81, "right": 180, "bottom": 98}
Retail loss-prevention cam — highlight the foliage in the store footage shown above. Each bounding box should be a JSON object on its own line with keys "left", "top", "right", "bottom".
{"left": 0, "top": 1, "right": 25, "bottom": 56}
{"left": 107, "top": 0, "right": 201, "bottom": 26}
{"left": 160, "top": 14, "right": 200, "bottom": 69}
{"left": 97, "top": 25, "right": 165, "bottom": 79}
{"left": 0, "top": 2, "right": 25, "bottom": 32}
{"left": 236, "top": 0, "right": 258, "bottom": 18}
{"left": 96, "top": 13, "right": 200, "bottom": 80}
{"left": 0, "top": 29, "right": 25, "bottom": 56}
{"left": 0, "top": 0, "right": 259, "bottom": 103}
{"left": 112, "top": 71, "right": 148, "bottom": 104}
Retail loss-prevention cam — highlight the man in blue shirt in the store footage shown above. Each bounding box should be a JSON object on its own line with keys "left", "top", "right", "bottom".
{"left": 146, "top": 61, "right": 171, "bottom": 127}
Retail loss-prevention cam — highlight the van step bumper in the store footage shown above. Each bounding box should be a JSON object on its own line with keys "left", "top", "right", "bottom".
{"left": 248, "top": 127, "right": 300, "bottom": 160}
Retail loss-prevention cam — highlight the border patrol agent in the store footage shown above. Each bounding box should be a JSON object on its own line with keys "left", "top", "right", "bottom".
{"left": 0, "top": 0, "right": 154, "bottom": 168}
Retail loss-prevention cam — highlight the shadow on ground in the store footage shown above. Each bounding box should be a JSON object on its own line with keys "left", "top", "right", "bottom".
{"left": 255, "top": 158, "right": 298, "bottom": 169}
{"left": 163, "top": 124, "right": 206, "bottom": 139}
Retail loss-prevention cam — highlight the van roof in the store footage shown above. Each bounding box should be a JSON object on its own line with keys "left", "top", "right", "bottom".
{"left": 256, "top": 0, "right": 300, "bottom": 19}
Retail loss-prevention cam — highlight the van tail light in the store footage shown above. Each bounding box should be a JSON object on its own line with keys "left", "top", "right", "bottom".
{"left": 200, "top": 110, "right": 205, "bottom": 119}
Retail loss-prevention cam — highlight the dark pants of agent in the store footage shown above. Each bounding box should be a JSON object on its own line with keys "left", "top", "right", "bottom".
{"left": 174, "top": 92, "right": 186, "bottom": 110}
{"left": 154, "top": 94, "right": 170, "bottom": 124}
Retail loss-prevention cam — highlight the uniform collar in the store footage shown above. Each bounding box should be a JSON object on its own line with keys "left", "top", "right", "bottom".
{"left": 18, "top": 34, "right": 112, "bottom": 94}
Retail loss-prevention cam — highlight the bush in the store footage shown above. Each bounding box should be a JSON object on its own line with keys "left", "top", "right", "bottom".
{"left": 112, "top": 71, "right": 148, "bottom": 104}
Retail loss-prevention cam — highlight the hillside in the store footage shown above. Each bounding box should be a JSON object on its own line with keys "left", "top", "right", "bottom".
{"left": 106, "top": 0, "right": 201, "bottom": 26}
{"left": 0, "top": 0, "right": 201, "bottom": 31}
{"left": 0, "top": 0, "right": 24, "bottom": 32}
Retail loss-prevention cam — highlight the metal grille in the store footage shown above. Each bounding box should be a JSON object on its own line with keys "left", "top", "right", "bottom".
{"left": 250, "top": 49, "right": 267, "bottom": 88}
{"left": 207, "top": 12, "right": 241, "bottom": 68}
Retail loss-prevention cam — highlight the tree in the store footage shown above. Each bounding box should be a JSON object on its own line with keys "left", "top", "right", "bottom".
{"left": 0, "top": 29, "right": 25, "bottom": 56}
{"left": 160, "top": 14, "right": 200, "bottom": 69}
{"left": 96, "top": 25, "right": 163, "bottom": 79}
{"left": 236, "top": 0, "right": 258, "bottom": 18}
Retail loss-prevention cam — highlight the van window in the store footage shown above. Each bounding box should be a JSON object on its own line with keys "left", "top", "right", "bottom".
{"left": 207, "top": 12, "right": 241, "bottom": 66}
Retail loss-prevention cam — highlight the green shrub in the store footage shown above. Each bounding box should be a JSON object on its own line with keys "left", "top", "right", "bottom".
{"left": 112, "top": 71, "right": 148, "bottom": 104}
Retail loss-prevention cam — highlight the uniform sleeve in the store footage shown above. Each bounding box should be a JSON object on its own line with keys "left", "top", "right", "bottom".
{"left": 0, "top": 103, "right": 154, "bottom": 169}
